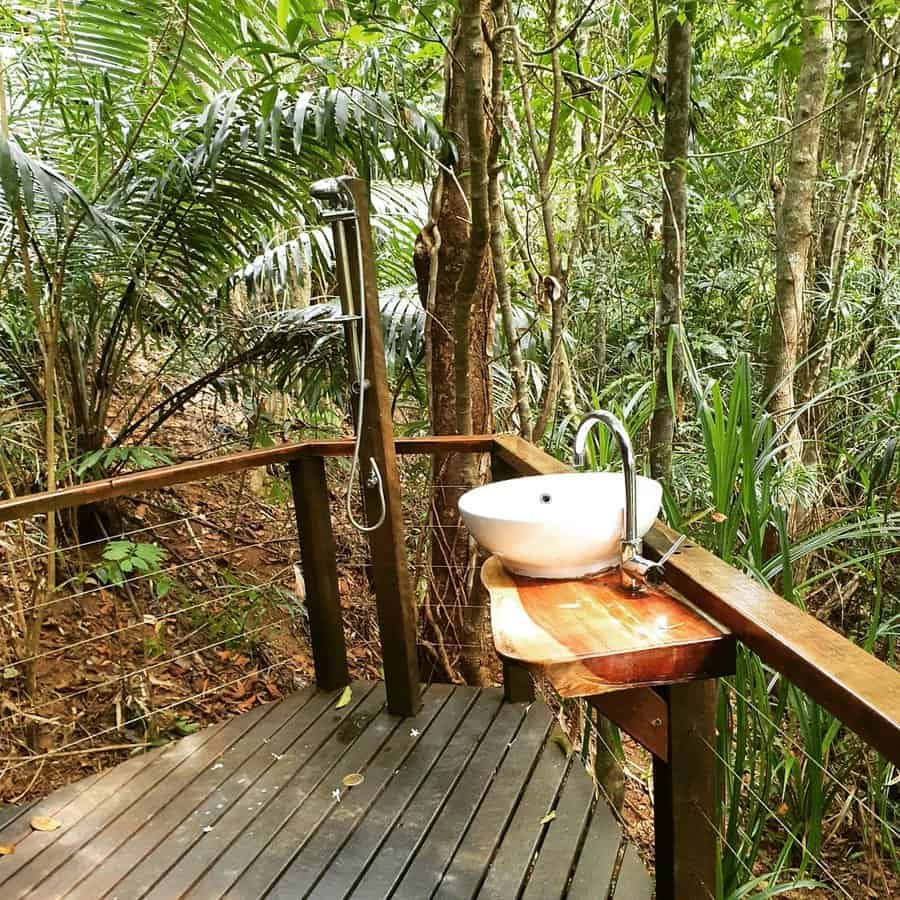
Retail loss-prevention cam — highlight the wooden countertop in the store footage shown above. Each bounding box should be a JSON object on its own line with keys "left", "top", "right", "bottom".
{"left": 483, "top": 556, "right": 735, "bottom": 697}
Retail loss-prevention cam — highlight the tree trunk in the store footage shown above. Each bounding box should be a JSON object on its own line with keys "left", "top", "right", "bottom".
{"left": 812, "top": 1, "right": 871, "bottom": 301}
{"left": 488, "top": 4, "right": 531, "bottom": 440}
{"left": 507, "top": 0, "right": 575, "bottom": 442}
{"left": 649, "top": 9, "right": 692, "bottom": 481}
{"left": 421, "top": 2, "right": 497, "bottom": 685}
{"left": 802, "top": 14, "right": 900, "bottom": 405}
{"left": 764, "top": 0, "right": 833, "bottom": 448}
{"left": 855, "top": 145, "right": 893, "bottom": 372}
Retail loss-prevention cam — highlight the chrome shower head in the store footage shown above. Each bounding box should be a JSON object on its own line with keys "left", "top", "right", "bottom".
{"left": 309, "top": 177, "right": 356, "bottom": 221}
{"left": 309, "top": 177, "right": 344, "bottom": 202}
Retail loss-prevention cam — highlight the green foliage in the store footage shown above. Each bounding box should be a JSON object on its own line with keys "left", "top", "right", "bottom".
{"left": 72, "top": 446, "right": 173, "bottom": 478}
{"left": 2, "top": 1, "right": 898, "bottom": 892}
{"left": 94, "top": 540, "right": 172, "bottom": 599}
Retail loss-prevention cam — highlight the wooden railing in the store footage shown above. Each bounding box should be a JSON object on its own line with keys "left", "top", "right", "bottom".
{"left": 2, "top": 431, "right": 898, "bottom": 899}
{"left": 2, "top": 432, "right": 897, "bottom": 759}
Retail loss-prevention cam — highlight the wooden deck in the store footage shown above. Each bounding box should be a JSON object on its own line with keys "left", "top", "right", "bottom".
{"left": 0, "top": 682, "right": 650, "bottom": 899}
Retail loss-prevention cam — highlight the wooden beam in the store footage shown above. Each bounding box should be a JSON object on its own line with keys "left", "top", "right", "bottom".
{"left": 301, "top": 435, "right": 495, "bottom": 458}
{"left": 288, "top": 457, "right": 348, "bottom": 692}
{"left": 0, "top": 436, "right": 494, "bottom": 525}
{"left": 588, "top": 687, "right": 669, "bottom": 762}
{"left": 342, "top": 179, "right": 420, "bottom": 717}
{"left": 653, "top": 681, "right": 719, "bottom": 900}
{"left": 645, "top": 522, "right": 900, "bottom": 767}
{"left": 491, "top": 434, "right": 570, "bottom": 476}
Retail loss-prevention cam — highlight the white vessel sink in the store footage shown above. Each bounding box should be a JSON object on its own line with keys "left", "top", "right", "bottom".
{"left": 458, "top": 472, "right": 662, "bottom": 579}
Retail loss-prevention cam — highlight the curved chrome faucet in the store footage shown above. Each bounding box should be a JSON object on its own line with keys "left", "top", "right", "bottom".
{"left": 573, "top": 410, "right": 667, "bottom": 591}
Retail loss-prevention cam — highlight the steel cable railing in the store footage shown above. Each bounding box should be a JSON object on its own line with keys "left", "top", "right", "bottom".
{"left": 1, "top": 470, "right": 309, "bottom": 800}
{"left": 0, "top": 575, "right": 297, "bottom": 731}
{"left": 1, "top": 438, "right": 897, "bottom": 900}
{"left": 0, "top": 658, "right": 297, "bottom": 774}
{"left": 721, "top": 679, "right": 900, "bottom": 844}
{"left": 699, "top": 731, "right": 857, "bottom": 899}
{"left": 4, "top": 536, "right": 295, "bottom": 622}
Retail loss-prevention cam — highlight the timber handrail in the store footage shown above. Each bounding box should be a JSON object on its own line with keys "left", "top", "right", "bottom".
{"left": 492, "top": 434, "right": 900, "bottom": 766}
{"left": 0, "top": 435, "right": 495, "bottom": 524}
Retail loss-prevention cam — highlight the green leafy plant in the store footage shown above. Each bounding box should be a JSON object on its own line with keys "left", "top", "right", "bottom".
{"left": 94, "top": 541, "right": 172, "bottom": 599}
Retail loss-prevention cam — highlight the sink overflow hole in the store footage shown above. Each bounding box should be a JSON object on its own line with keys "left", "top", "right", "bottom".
{"left": 539, "top": 493, "right": 552, "bottom": 504}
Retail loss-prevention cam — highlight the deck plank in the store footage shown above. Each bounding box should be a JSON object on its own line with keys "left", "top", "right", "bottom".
{"left": 0, "top": 763, "right": 148, "bottom": 875}
{"left": 519, "top": 758, "right": 596, "bottom": 900}
{"left": 53, "top": 686, "right": 319, "bottom": 900}
{"left": 265, "top": 684, "right": 457, "bottom": 899}
{"left": 0, "top": 800, "right": 39, "bottom": 832}
{"left": 0, "top": 720, "right": 230, "bottom": 895}
{"left": 307, "top": 688, "right": 499, "bottom": 900}
{"left": 0, "top": 681, "right": 647, "bottom": 900}
{"left": 613, "top": 843, "right": 654, "bottom": 899}
{"left": 475, "top": 741, "right": 570, "bottom": 900}
{"left": 221, "top": 685, "right": 441, "bottom": 899}
{"left": 176, "top": 682, "right": 388, "bottom": 899}
{"left": 567, "top": 796, "right": 623, "bottom": 899}
{"left": 180, "top": 682, "right": 392, "bottom": 898}
{"left": 106, "top": 682, "right": 372, "bottom": 900}
{"left": 388, "top": 702, "right": 548, "bottom": 900}
{"left": 432, "top": 704, "right": 556, "bottom": 900}
{"left": 349, "top": 693, "right": 524, "bottom": 900}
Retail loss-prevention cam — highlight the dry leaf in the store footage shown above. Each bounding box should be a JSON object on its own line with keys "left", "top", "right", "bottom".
{"left": 540, "top": 811, "right": 556, "bottom": 825}
{"left": 550, "top": 727, "right": 572, "bottom": 756}
{"left": 0, "top": 844, "right": 14, "bottom": 855}
{"left": 335, "top": 686, "right": 352, "bottom": 709}
{"left": 342, "top": 773, "right": 364, "bottom": 788}
{"left": 30, "top": 816, "right": 60, "bottom": 832}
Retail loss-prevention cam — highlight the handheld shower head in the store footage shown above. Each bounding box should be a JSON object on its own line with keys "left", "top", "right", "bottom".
{"left": 309, "top": 177, "right": 352, "bottom": 207}
{"left": 309, "top": 177, "right": 356, "bottom": 222}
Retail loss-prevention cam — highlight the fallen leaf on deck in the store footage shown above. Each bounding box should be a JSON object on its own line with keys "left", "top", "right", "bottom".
{"left": 0, "top": 844, "right": 14, "bottom": 855}
{"left": 335, "top": 686, "right": 352, "bottom": 709}
{"left": 342, "top": 773, "right": 364, "bottom": 787}
{"left": 550, "top": 727, "right": 572, "bottom": 756}
{"left": 540, "top": 811, "right": 556, "bottom": 825}
{"left": 30, "top": 816, "right": 60, "bottom": 832}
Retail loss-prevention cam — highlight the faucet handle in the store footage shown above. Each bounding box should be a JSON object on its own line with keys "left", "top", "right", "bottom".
{"left": 655, "top": 533, "right": 687, "bottom": 568}
{"left": 626, "top": 533, "right": 686, "bottom": 588}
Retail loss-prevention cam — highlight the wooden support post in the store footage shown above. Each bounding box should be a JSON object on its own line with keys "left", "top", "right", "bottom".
{"left": 289, "top": 457, "right": 348, "bottom": 692}
{"left": 501, "top": 657, "right": 535, "bottom": 703}
{"left": 491, "top": 452, "right": 535, "bottom": 704}
{"left": 342, "top": 179, "right": 420, "bottom": 717}
{"left": 653, "top": 680, "right": 719, "bottom": 900}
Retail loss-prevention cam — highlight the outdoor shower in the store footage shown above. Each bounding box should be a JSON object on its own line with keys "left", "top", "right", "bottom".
{"left": 309, "top": 177, "right": 386, "bottom": 533}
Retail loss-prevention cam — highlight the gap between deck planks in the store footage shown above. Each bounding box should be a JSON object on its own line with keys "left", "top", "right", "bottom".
{"left": 0, "top": 681, "right": 651, "bottom": 899}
